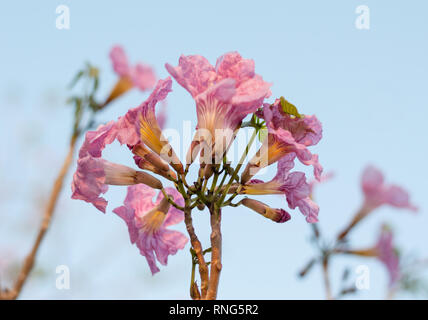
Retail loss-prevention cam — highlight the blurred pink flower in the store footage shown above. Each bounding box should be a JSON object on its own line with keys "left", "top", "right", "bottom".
{"left": 113, "top": 184, "right": 188, "bottom": 274}
{"left": 376, "top": 225, "right": 400, "bottom": 287}
{"left": 104, "top": 46, "right": 156, "bottom": 106}
{"left": 110, "top": 45, "right": 156, "bottom": 91}
{"left": 341, "top": 225, "right": 400, "bottom": 288}
{"left": 362, "top": 165, "right": 418, "bottom": 212}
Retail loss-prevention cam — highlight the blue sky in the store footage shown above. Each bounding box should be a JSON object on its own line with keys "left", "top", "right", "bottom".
{"left": 1, "top": 1, "right": 427, "bottom": 299}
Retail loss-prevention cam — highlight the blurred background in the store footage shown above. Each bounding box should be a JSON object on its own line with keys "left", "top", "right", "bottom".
{"left": 0, "top": 0, "right": 427, "bottom": 299}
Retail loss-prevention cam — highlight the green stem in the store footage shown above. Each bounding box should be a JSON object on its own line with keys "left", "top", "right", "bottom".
{"left": 218, "top": 129, "right": 257, "bottom": 205}
{"left": 222, "top": 185, "right": 243, "bottom": 206}
{"left": 209, "top": 165, "right": 221, "bottom": 195}
{"left": 161, "top": 188, "right": 185, "bottom": 211}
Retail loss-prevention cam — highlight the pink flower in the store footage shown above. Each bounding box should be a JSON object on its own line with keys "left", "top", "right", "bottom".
{"left": 110, "top": 45, "right": 156, "bottom": 91}
{"left": 71, "top": 72, "right": 188, "bottom": 275}
{"left": 376, "top": 225, "right": 400, "bottom": 287}
{"left": 72, "top": 79, "right": 180, "bottom": 213}
{"left": 113, "top": 184, "right": 188, "bottom": 274}
{"left": 105, "top": 77, "right": 182, "bottom": 172}
{"left": 242, "top": 99, "right": 323, "bottom": 183}
{"left": 110, "top": 46, "right": 130, "bottom": 77}
{"left": 238, "top": 156, "right": 319, "bottom": 223}
{"left": 362, "top": 166, "right": 418, "bottom": 212}
{"left": 104, "top": 46, "right": 156, "bottom": 106}
{"left": 115, "top": 77, "right": 172, "bottom": 147}
{"left": 341, "top": 225, "right": 400, "bottom": 288}
{"left": 135, "top": 77, "right": 183, "bottom": 173}
{"left": 78, "top": 121, "right": 117, "bottom": 158}
{"left": 71, "top": 156, "right": 162, "bottom": 213}
{"left": 166, "top": 52, "right": 271, "bottom": 160}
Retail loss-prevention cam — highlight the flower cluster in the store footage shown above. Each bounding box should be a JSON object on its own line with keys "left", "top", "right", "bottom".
{"left": 71, "top": 49, "right": 323, "bottom": 295}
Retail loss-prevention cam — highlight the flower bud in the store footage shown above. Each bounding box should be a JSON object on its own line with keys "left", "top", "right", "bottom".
{"left": 134, "top": 171, "right": 163, "bottom": 189}
{"left": 242, "top": 198, "right": 290, "bottom": 223}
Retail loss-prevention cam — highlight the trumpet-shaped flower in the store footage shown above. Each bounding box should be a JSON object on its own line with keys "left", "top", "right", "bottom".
{"left": 362, "top": 166, "right": 418, "bottom": 212}
{"left": 338, "top": 166, "right": 418, "bottom": 241}
{"left": 237, "top": 156, "right": 319, "bottom": 223}
{"left": 376, "top": 226, "right": 400, "bottom": 287}
{"left": 71, "top": 155, "right": 162, "bottom": 213}
{"left": 166, "top": 52, "right": 271, "bottom": 160}
{"left": 242, "top": 99, "right": 322, "bottom": 183}
{"left": 114, "top": 78, "right": 171, "bottom": 147}
{"left": 343, "top": 225, "right": 400, "bottom": 288}
{"left": 72, "top": 79, "right": 181, "bottom": 213}
{"left": 135, "top": 77, "right": 183, "bottom": 173}
{"left": 113, "top": 184, "right": 188, "bottom": 274}
{"left": 105, "top": 46, "right": 156, "bottom": 105}
{"left": 110, "top": 45, "right": 156, "bottom": 90}
{"left": 78, "top": 121, "right": 117, "bottom": 159}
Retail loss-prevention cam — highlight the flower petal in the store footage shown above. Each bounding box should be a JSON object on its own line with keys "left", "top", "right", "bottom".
{"left": 114, "top": 185, "right": 187, "bottom": 275}
{"left": 166, "top": 55, "right": 216, "bottom": 97}
{"left": 79, "top": 121, "right": 117, "bottom": 158}
{"left": 112, "top": 205, "right": 139, "bottom": 244}
{"left": 361, "top": 165, "right": 417, "bottom": 211}
{"left": 71, "top": 156, "right": 108, "bottom": 213}
{"left": 130, "top": 63, "right": 156, "bottom": 91}
{"left": 110, "top": 45, "right": 130, "bottom": 77}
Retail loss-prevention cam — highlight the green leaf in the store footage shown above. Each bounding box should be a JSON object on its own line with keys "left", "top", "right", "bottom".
{"left": 280, "top": 96, "right": 302, "bottom": 118}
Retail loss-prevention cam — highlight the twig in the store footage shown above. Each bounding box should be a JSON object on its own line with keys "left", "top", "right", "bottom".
{"left": 183, "top": 204, "right": 209, "bottom": 299}
{"left": 0, "top": 134, "right": 77, "bottom": 300}
{"left": 206, "top": 204, "right": 222, "bottom": 300}
{"left": 322, "top": 256, "right": 333, "bottom": 300}
{"left": 161, "top": 188, "right": 185, "bottom": 211}
{"left": 337, "top": 206, "right": 371, "bottom": 241}
{"left": 298, "top": 258, "right": 317, "bottom": 278}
